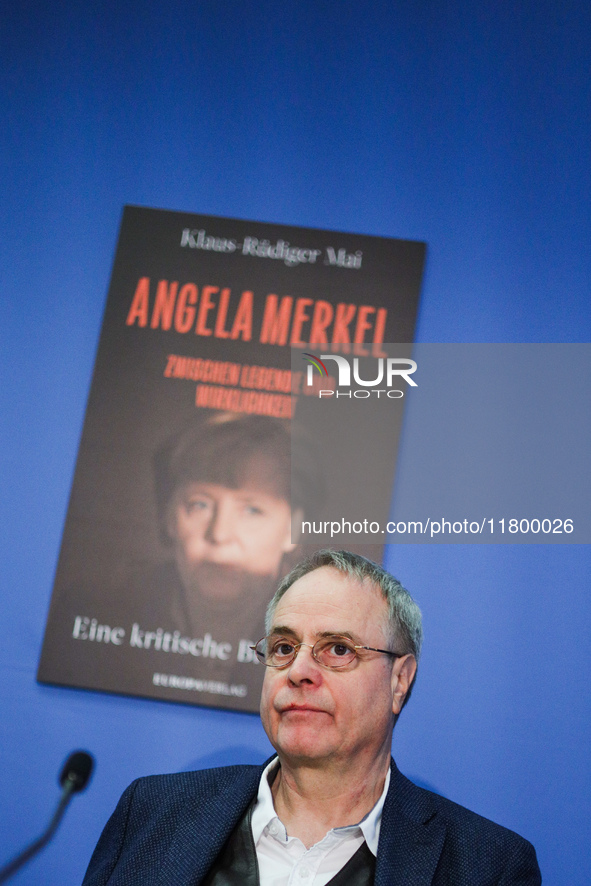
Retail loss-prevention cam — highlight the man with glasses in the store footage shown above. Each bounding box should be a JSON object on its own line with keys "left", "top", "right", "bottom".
{"left": 83, "top": 550, "right": 541, "bottom": 885}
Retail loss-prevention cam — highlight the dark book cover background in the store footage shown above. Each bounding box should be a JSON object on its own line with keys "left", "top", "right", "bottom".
{"left": 37, "top": 206, "right": 425, "bottom": 712}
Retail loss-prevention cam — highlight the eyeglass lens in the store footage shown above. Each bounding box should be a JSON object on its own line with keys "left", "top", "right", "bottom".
{"left": 256, "top": 636, "right": 358, "bottom": 668}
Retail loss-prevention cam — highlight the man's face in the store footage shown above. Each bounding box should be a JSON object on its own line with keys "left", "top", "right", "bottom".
{"left": 260, "top": 566, "right": 414, "bottom": 769}
{"left": 167, "top": 481, "right": 296, "bottom": 600}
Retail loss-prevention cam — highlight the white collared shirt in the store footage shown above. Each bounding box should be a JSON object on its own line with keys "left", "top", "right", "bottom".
{"left": 250, "top": 759, "right": 390, "bottom": 886}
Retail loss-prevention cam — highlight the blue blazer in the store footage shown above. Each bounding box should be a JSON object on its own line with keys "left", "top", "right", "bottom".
{"left": 82, "top": 759, "right": 541, "bottom": 885}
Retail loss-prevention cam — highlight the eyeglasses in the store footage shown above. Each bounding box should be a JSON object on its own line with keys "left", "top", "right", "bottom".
{"left": 251, "top": 634, "right": 402, "bottom": 670}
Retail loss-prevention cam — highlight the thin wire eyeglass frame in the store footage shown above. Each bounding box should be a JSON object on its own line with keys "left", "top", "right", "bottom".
{"left": 251, "top": 635, "right": 403, "bottom": 670}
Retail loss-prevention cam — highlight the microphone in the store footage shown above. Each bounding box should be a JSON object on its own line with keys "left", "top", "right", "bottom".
{"left": 60, "top": 751, "right": 94, "bottom": 794}
{"left": 0, "top": 750, "right": 94, "bottom": 884}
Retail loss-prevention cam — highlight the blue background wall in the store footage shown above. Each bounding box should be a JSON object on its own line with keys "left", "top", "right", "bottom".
{"left": 1, "top": 2, "right": 590, "bottom": 883}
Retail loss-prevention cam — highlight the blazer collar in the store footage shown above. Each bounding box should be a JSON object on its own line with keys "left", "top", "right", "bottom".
{"left": 154, "top": 757, "right": 445, "bottom": 886}
{"left": 374, "top": 760, "right": 446, "bottom": 886}
{"left": 156, "top": 762, "right": 265, "bottom": 886}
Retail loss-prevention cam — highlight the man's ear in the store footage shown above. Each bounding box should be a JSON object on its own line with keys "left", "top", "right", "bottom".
{"left": 283, "top": 508, "right": 304, "bottom": 552}
{"left": 391, "top": 654, "right": 417, "bottom": 716}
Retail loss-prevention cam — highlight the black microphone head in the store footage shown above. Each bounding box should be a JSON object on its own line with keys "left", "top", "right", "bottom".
{"left": 59, "top": 751, "right": 94, "bottom": 793}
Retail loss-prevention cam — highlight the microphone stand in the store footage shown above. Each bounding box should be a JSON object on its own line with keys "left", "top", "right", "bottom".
{"left": 0, "top": 753, "right": 93, "bottom": 884}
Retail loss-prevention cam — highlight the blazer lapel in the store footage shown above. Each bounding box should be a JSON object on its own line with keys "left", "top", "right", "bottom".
{"left": 151, "top": 758, "right": 445, "bottom": 886}
{"left": 156, "top": 764, "right": 264, "bottom": 886}
{"left": 374, "top": 761, "right": 446, "bottom": 886}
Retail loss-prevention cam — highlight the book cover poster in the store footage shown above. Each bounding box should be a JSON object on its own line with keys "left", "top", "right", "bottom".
{"left": 37, "top": 206, "right": 426, "bottom": 712}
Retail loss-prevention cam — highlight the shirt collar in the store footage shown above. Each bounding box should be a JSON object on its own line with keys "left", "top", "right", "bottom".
{"left": 251, "top": 757, "right": 391, "bottom": 856}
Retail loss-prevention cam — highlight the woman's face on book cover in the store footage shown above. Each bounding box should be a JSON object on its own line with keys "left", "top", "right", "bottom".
{"left": 167, "top": 476, "right": 296, "bottom": 600}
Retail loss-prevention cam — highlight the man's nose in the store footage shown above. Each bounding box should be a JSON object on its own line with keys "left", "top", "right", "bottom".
{"left": 206, "top": 503, "right": 235, "bottom": 543}
{"left": 286, "top": 644, "right": 322, "bottom": 685}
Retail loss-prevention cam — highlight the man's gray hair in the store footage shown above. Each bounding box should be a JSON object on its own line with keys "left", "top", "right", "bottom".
{"left": 266, "top": 549, "right": 423, "bottom": 662}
